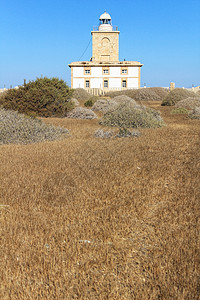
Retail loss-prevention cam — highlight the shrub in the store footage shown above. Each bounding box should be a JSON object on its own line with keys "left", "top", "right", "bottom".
{"left": 0, "top": 77, "right": 74, "bottom": 117}
{"left": 100, "top": 102, "right": 165, "bottom": 128}
{"left": 71, "top": 98, "right": 80, "bottom": 106}
{"left": 171, "top": 108, "right": 189, "bottom": 114}
{"left": 106, "top": 88, "right": 168, "bottom": 101}
{"left": 0, "top": 90, "right": 7, "bottom": 98}
{"left": 0, "top": 108, "right": 69, "bottom": 145}
{"left": 66, "top": 107, "right": 97, "bottom": 119}
{"left": 104, "top": 90, "right": 126, "bottom": 98}
{"left": 112, "top": 95, "right": 138, "bottom": 105}
{"left": 188, "top": 107, "right": 200, "bottom": 119}
{"left": 175, "top": 97, "right": 200, "bottom": 110}
{"left": 161, "top": 88, "right": 195, "bottom": 106}
{"left": 115, "top": 127, "right": 141, "bottom": 138}
{"left": 132, "top": 88, "right": 168, "bottom": 102}
{"left": 84, "top": 97, "right": 98, "bottom": 107}
{"left": 92, "top": 99, "right": 118, "bottom": 112}
{"left": 94, "top": 129, "right": 113, "bottom": 138}
{"left": 72, "top": 88, "right": 91, "bottom": 101}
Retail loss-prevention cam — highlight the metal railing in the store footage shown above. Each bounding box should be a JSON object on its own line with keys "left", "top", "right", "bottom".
{"left": 92, "top": 26, "right": 118, "bottom": 31}
{"left": 85, "top": 87, "right": 138, "bottom": 96}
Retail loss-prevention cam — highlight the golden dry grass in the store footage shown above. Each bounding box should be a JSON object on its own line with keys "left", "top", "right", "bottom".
{"left": 1, "top": 102, "right": 200, "bottom": 299}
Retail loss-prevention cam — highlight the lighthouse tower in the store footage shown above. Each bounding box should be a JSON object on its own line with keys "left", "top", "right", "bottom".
{"left": 69, "top": 11, "right": 143, "bottom": 95}
{"left": 91, "top": 11, "right": 119, "bottom": 62}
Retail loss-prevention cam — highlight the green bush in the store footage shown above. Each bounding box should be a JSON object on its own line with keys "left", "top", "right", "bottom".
{"left": 0, "top": 77, "right": 74, "bottom": 117}
{"left": 99, "top": 102, "right": 165, "bottom": 128}
{"left": 84, "top": 97, "right": 97, "bottom": 107}
{"left": 161, "top": 88, "right": 195, "bottom": 106}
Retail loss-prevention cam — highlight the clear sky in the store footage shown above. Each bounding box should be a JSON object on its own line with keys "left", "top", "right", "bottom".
{"left": 0, "top": 0, "right": 200, "bottom": 89}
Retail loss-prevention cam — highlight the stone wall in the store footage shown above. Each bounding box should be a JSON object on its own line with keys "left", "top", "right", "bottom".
{"left": 91, "top": 31, "right": 120, "bottom": 62}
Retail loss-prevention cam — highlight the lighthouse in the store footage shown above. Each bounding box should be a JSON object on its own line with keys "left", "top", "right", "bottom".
{"left": 69, "top": 11, "right": 143, "bottom": 95}
{"left": 92, "top": 11, "right": 119, "bottom": 62}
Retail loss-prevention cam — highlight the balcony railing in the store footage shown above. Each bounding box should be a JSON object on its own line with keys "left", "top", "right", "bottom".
{"left": 92, "top": 26, "right": 118, "bottom": 31}
{"left": 85, "top": 87, "right": 137, "bottom": 96}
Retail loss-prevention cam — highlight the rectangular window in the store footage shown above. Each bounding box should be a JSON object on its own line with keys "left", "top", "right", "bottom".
{"left": 85, "top": 69, "right": 90, "bottom": 74}
{"left": 86, "top": 80, "right": 90, "bottom": 88}
{"left": 104, "top": 80, "right": 108, "bottom": 88}
{"left": 121, "top": 67, "right": 128, "bottom": 75}
{"left": 122, "top": 80, "right": 127, "bottom": 88}
{"left": 102, "top": 67, "right": 110, "bottom": 75}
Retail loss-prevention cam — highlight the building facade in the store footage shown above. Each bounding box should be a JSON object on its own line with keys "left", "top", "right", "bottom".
{"left": 69, "top": 12, "right": 143, "bottom": 95}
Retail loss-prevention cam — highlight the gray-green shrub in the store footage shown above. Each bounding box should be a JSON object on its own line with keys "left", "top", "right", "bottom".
{"left": 188, "top": 107, "right": 200, "bottom": 119}
{"left": 0, "top": 108, "right": 69, "bottom": 144}
{"left": 100, "top": 102, "right": 165, "bottom": 128}
{"left": 106, "top": 88, "right": 168, "bottom": 101}
{"left": 161, "top": 89, "right": 195, "bottom": 106}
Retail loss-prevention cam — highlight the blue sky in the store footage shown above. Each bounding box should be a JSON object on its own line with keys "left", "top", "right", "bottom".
{"left": 0, "top": 0, "right": 200, "bottom": 88}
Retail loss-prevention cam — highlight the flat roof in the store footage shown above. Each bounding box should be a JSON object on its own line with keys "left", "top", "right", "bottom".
{"left": 69, "top": 61, "right": 143, "bottom": 67}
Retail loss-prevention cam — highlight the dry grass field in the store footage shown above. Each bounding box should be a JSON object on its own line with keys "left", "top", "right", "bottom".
{"left": 1, "top": 102, "right": 200, "bottom": 299}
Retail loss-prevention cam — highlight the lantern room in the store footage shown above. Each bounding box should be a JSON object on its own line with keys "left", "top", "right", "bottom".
{"left": 99, "top": 11, "right": 113, "bottom": 31}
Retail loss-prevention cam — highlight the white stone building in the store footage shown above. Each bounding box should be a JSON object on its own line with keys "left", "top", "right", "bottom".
{"left": 69, "top": 12, "right": 143, "bottom": 95}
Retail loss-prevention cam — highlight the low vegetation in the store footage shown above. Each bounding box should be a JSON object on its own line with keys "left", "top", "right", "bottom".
{"left": 94, "top": 128, "right": 114, "bottom": 138}
{"left": 175, "top": 96, "right": 200, "bottom": 110}
{"left": 115, "top": 127, "right": 141, "bottom": 138}
{"left": 171, "top": 107, "right": 189, "bottom": 114}
{"left": 100, "top": 102, "right": 165, "bottom": 128}
{"left": 106, "top": 87, "right": 169, "bottom": 101}
{"left": 0, "top": 108, "right": 69, "bottom": 144}
{"left": 188, "top": 107, "right": 200, "bottom": 119}
{"left": 92, "top": 99, "right": 118, "bottom": 112}
{"left": 94, "top": 128, "right": 141, "bottom": 138}
{"left": 161, "top": 88, "right": 196, "bottom": 106}
{"left": 112, "top": 95, "right": 139, "bottom": 105}
{"left": 84, "top": 96, "right": 98, "bottom": 107}
{"left": 71, "top": 98, "right": 80, "bottom": 106}
{"left": 66, "top": 107, "right": 97, "bottom": 119}
{"left": 0, "top": 77, "right": 74, "bottom": 117}
{"left": 1, "top": 99, "right": 199, "bottom": 299}
{"left": 72, "top": 88, "right": 91, "bottom": 101}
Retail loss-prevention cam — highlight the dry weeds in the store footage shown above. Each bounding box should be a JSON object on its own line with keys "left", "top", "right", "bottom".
{"left": 1, "top": 102, "right": 200, "bottom": 299}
